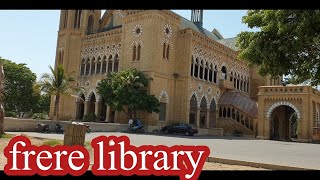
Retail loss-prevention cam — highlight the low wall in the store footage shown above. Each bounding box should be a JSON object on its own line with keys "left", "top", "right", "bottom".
{"left": 4, "top": 118, "right": 128, "bottom": 132}
{"left": 4, "top": 118, "right": 224, "bottom": 136}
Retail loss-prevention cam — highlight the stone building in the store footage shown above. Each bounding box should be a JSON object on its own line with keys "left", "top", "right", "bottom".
{"left": 50, "top": 10, "right": 320, "bottom": 142}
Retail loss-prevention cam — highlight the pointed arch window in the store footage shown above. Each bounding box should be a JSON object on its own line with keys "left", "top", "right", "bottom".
{"left": 96, "top": 57, "right": 101, "bottom": 74}
{"left": 132, "top": 46, "right": 136, "bottom": 61}
{"left": 191, "top": 56, "right": 194, "bottom": 77}
{"left": 166, "top": 44, "right": 170, "bottom": 60}
{"left": 163, "top": 43, "right": 166, "bottom": 59}
{"left": 101, "top": 56, "right": 107, "bottom": 74}
{"left": 107, "top": 55, "right": 113, "bottom": 73}
{"left": 199, "top": 60, "right": 204, "bottom": 79}
{"left": 90, "top": 57, "right": 95, "bottom": 75}
{"left": 114, "top": 54, "right": 119, "bottom": 72}
{"left": 209, "top": 64, "right": 213, "bottom": 82}
{"left": 221, "top": 66, "right": 227, "bottom": 80}
{"left": 137, "top": 45, "right": 141, "bottom": 61}
{"left": 213, "top": 65, "right": 217, "bottom": 83}
{"left": 194, "top": 58, "right": 199, "bottom": 78}
{"left": 87, "top": 15, "right": 94, "bottom": 34}
{"left": 204, "top": 62, "right": 208, "bottom": 81}
{"left": 80, "top": 59, "right": 85, "bottom": 76}
{"left": 85, "top": 58, "right": 90, "bottom": 75}
{"left": 74, "top": 10, "right": 82, "bottom": 29}
{"left": 63, "top": 11, "right": 68, "bottom": 29}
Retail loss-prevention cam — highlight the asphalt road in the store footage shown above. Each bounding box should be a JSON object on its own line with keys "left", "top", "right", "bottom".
{"left": 8, "top": 132, "right": 320, "bottom": 170}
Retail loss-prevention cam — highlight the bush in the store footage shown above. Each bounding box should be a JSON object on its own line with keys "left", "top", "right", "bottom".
{"left": 83, "top": 113, "right": 97, "bottom": 122}
{"left": 233, "top": 129, "right": 243, "bottom": 137}
{"left": 5, "top": 111, "right": 16, "bottom": 117}
{"left": 32, "top": 113, "right": 46, "bottom": 119}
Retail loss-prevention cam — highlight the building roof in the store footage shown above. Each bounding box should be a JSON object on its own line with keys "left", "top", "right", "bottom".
{"left": 219, "top": 91, "right": 258, "bottom": 118}
{"left": 179, "top": 16, "right": 223, "bottom": 41}
{"left": 217, "top": 37, "right": 239, "bottom": 51}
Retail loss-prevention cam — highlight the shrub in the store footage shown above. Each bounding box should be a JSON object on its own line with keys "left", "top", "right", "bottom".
{"left": 83, "top": 113, "right": 97, "bottom": 122}
{"left": 32, "top": 113, "right": 46, "bottom": 119}
{"left": 5, "top": 111, "right": 16, "bottom": 117}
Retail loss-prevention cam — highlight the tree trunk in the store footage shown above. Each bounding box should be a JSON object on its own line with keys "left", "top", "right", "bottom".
{"left": 55, "top": 94, "right": 60, "bottom": 122}
{"left": 0, "top": 104, "right": 4, "bottom": 135}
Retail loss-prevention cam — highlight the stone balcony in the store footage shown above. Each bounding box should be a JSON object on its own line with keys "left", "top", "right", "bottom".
{"left": 219, "top": 79, "right": 234, "bottom": 89}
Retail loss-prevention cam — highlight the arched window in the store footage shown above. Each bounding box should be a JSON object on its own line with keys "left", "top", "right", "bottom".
{"left": 80, "top": 59, "right": 85, "bottom": 76}
{"left": 199, "top": 60, "right": 204, "bottom": 79}
{"left": 230, "top": 72, "right": 233, "bottom": 82}
{"left": 223, "top": 107, "right": 226, "bottom": 118}
{"left": 114, "top": 54, "right": 119, "bottom": 73}
{"left": 96, "top": 57, "right": 101, "bottom": 74}
{"left": 87, "top": 15, "right": 94, "bottom": 34}
{"left": 101, "top": 55, "right": 106, "bottom": 74}
{"left": 236, "top": 111, "right": 240, "bottom": 122}
{"left": 227, "top": 108, "right": 230, "bottom": 118}
{"left": 74, "top": 10, "right": 82, "bottom": 29}
{"left": 194, "top": 58, "right": 199, "bottom": 78}
{"left": 221, "top": 66, "right": 227, "bottom": 80}
{"left": 237, "top": 74, "right": 240, "bottom": 90}
{"left": 232, "top": 108, "right": 235, "bottom": 119}
{"left": 85, "top": 58, "right": 90, "bottom": 75}
{"left": 189, "top": 95, "right": 197, "bottom": 125}
{"left": 137, "top": 45, "right": 141, "bottom": 61}
{"left": 240, "top": 76, "right": 243, "bottom": 91}
{"left": 213, "top": 65, "right": 217, "bottom": 83}
{"left": 163, "top": 43, "right": 166, "bottom": 59}
{"left": 244, "top": 76, "right": 247, "bottom": 92}
{"left": 233, "top": 72, "right": 237, "bottom": 88}
{"left": 63, "top": 11, "right": 68, "bottom": 29}
{"left": 90, "top": 57, "right": 95, "bottom": 75}
{"left": 204, "top": 62, "right": 208, "bottom": 81}
{"left": 166, "top": 44, "right": 170, "bottom": 60}
{"left": 209, "top": 64, "right": 213, "bottom": 82}
{"left": 219, "top": 107, "right": 222, "bottom": 117}
{"left": 107, "top": 55, "right": 113, "bottom": 73}
{"left": 132, "top": 45, "right": 136, "bottom": 61}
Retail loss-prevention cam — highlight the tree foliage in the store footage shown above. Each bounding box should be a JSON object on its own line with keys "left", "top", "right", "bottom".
{"left": 0, "top": 57, "right": 38, "bottom": 117}
{"left": 237, "top": 10, "right": 320, "bottom": 85}
{"left": 37, "top": 65, "right": 82, "bottom": 121}
{"left": 97, "top": 68, "right": 160, "bottom": 119}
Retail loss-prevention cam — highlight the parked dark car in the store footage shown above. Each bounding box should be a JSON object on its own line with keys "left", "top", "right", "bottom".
{"left": 161, "top": 123, "right": 198, "bottom": 136}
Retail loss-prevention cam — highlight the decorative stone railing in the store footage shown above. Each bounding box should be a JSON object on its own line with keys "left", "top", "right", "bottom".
{"left": 259, "top": 86, "right": 307, "bottom": 94}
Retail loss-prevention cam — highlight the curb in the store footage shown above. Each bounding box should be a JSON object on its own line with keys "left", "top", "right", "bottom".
{"left": 206, "top": 157, "right": 314, "bottom": 170}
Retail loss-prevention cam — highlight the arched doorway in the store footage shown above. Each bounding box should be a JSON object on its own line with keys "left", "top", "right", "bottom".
{"left": 76, "top": 94, "right": 85, "bottom": 120}
{"left": 88, "top": 93, "right": 96, "bottom": 115}
{"left": 209, "top": 99, "right": 216, "bottom": 127}
{"left": 221, "top": 66, "right": 227, "bottom": 80}
{"left": 200, "top": 97, "right": 207, "bottom": 128}
{"left": 189, "top": 94, "right": 197, "bottom": 125}
{"left": 270, "top": 105, "right": 298, "bottom": 141}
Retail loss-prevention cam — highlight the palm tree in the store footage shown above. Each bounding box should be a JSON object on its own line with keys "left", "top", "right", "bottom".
{"left": 37, "top": 65, "right": 82, "bottom": 121}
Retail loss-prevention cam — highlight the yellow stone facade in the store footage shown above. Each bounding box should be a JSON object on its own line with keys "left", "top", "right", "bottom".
{"left": 50, "top": 10, "right": 320, "bottom": 142}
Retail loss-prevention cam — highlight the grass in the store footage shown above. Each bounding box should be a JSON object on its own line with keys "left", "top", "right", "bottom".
{"left": 0, "top": 133, "right": 14, "bottom": 139}
{"left": 42, "top": 139, "right": 63, "bottom": 146}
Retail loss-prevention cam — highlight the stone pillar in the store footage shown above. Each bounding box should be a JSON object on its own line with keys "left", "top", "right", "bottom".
{"left": 105, "top": 105, "right": 110, "bottom": 122}
{"left": 83, "top": 100, "right": 89, "bottom": 116}
{"left": 95, "top": 100, "right": 101, "bottom": 118}
{"left": 206, "top": 109, "right": 210, "bottom": 128}
{"left": 196, "top": 108, "right": 200, "bottom": 128}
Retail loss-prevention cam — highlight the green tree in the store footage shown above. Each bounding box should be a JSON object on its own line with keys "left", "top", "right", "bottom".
{"left": 97, "top": 68, "right": 160, "bottom": 119}
{"left": 237, "top": 10, "right": 320, "bottom": 86}
{"left": 0, "top": 57, "right": 38, "bottom": 117}
{"left": 37, "top": 65, "right": 81, "bottom": 121}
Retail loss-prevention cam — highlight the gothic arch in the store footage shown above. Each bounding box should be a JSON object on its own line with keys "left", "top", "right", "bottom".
{"left": 86, "top": 90, "right": 100, "bottom": 102}
{"left": 200, "top": 94, "right": 209, "bottom": 109}
{"left": 189, "top": 91, "right": 199, "bottom": 107}
{"left": 266, "top": 101, "right": 301, "bottom": 119}
{"left": 159, "top": 90, "right": 169, "bottom": 103}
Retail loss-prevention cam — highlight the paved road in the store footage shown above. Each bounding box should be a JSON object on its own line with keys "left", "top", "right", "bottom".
{"left": 8, "top": 132, "right": 320, "bottom": 170}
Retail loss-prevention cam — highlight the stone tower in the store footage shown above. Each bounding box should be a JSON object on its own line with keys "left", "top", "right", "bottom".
{"left": 50, "top": 10, "right": 101, "bottom": 120}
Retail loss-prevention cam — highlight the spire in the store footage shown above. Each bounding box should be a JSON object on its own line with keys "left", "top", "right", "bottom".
{"left": 191, "top": 10, "right": 203, "bottom": 29}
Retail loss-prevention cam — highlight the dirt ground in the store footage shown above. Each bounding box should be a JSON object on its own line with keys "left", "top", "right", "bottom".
{"left": 0, "top": 135, "right": 266, "bottom": 171}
